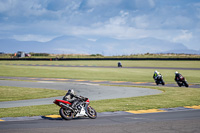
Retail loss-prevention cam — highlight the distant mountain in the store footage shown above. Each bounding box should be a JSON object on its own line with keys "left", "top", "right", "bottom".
{"left": 163, "top": 49, "right": 200, "bottom": 55}
{"left": 0, "top": 36, "right": 199, "bottom": 55}
{"left": 0, "top": 39, "right": 46, "bottom": 53}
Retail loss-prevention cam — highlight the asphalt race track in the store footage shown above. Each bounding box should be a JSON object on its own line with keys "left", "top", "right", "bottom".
{"left": 0, "top": 75, "right": 200, "bottom": 132}
{"left": 3, "top": 63, "right": 200, "bottom": 70}
{"left": 0, "top": 76, "right": 200, "bottom": 88}
{"left": 0, "top": 110, "right": 200, "bottom": 133}
{"left": 0, "top": 80, "right": 161, "bottom": 108}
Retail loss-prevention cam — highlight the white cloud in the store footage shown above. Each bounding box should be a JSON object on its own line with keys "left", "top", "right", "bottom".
{"left": 0, "top": 0, "right": 12, "bottom": 12}
{"left": 109, "top": 16, "right": 126, "bottom": 26}
{"left": 87, "top": 38, "right": 97, "bottom": 42}
{"left": 54, "top": 48, "right": 88, "bottom": 54}
{"left": 120, "top": 10, "right": 129, "bottom": 17}
{"left": 173, "top": 30, "right": 193, "bottom": 42}
{"left": 13, "top": 34, "right": 57, "bottom": 42}
{"left": 0, "top": 0, "right": 200, "bottom": 53}
{"left": 132, "top": 15, "right": 149, "bottom": 28}
{"left": 163, "top": 16, "right": 192, "bottom": 29}
{"left": 134, "top": 0, "right": 156, "bottom": 9}
{"left": 85, "top": 0, "right": 121, "bottom": 7}
{"left": 148, "top": 0, "right": 155, "bottom": 8}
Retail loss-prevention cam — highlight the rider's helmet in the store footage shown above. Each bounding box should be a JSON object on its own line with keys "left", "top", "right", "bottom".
{"left": 71, "top": 89, "right": 75, "bottom": 95}
{"left": 175, "top": 71, "right": 178, "bottom": 74}
{"left": 67, "top": 89, "right": 75, "bottom": 95}
{"left": 154, "top": 70, "right": 158, "bottom": 73}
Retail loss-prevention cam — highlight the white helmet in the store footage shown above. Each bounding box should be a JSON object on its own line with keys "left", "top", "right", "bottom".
{"left": 68, "top": 89, "right": 75, "bottom": 95}
{"left": 71, "top": 89, "right": 75, "bottom": 95}
{"left": 154, "top": 70, "right": 158, "bottom": 73}
{"left": 175, "top": 71, "right": 178, "bottom": 74}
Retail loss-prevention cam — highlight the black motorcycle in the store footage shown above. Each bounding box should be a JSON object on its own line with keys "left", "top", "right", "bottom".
{"left": 118, "top": 62, "right": 122, "bottom": 67}
{"left": 155, "top": 75, "right": 165, "bottom": 85}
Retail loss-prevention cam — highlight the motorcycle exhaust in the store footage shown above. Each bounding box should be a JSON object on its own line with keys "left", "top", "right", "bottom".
{"left": 59, "top": 102, "right": 74, "bottom": 112}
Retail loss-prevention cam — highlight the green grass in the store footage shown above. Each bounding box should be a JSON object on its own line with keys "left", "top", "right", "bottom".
{"left": 91, "top": 86, "right": 200, "bottom": 112}
{"left": 0, "top": 60, "right": 200, "bottom": 68}
{"left": 0, "top": 65, "right": 199, "bottom": 83}
{"left": 0, "top": 60, "right": 199, "bottom": 118}
{"left": 0, "top": 85, "right": 200, "bottom": 118}
{"left": 0, "top": 86, "right": 66, "bottom": 102}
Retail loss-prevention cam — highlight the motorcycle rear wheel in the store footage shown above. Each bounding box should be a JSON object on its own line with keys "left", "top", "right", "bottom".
{"left": 87, "top": 106, "right": 97, "bottom": 119}
{"left": 184, "top": 81, "right": 189, "bottom": 87}
{"left": 59, "top": 108, "right": 74, "bottom": 120}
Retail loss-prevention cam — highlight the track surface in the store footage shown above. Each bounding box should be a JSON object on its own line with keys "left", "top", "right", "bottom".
{"left": 0, "top": 73, "right": 200, "bottom": 132}
{"left": 0, "top": 76, "right": 199, "bottom": 88}
{"left": 0, "top": 110, "right": 200, "bottom": 133}
{"left": 2, "top": 63, "right": 200, "bottom": 70}
{"left": 0, "top": 80, "right": 161, "bottom": 108}
{"left": 0, "top": 74, "right": 199, "bottom": 108}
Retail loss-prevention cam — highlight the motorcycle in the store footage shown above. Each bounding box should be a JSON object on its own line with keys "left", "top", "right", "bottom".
{"left": 155, "top": 75, "right": 165, "bottom": 85}
{"left": 118, "top": 62, "right": 122, "bottom": 67}
{"left": 175, "top": 76, "right": 189, "bottom": 87}
{"left": 53, "top": 96, "right": 97, "bottom": 120}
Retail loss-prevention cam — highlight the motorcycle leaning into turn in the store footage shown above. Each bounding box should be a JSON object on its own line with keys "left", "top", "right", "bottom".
{"left": 54, "top": 95, "right": 97, "bottom": 120}
{"left": 175, "top": 76, "right": 189, "bottom": 87}
{"left": 154, "top": 75, "right": 165, "bottom": 85}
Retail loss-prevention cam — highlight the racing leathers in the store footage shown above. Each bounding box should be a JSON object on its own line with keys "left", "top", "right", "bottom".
{"left": 175, "top": 72, "right": 183, "bottom": 82}
{"left": 153, "top": 71, "right": 161, "bottom": 80}
{"left": 63, "top": 90, "right": 79, "bottom": 110}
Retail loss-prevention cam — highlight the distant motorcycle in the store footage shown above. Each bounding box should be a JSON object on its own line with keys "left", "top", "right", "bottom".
{"left": 118, "top": 62, "right": 122, "bottom": 67}
{"left": 175, "top": 76, "right": 189, "bottom": 87}
{"left": 155, "top": 75, "right": 165, "bottom": 85}
{"left": 54, "top": 96, "right": 97, "bottom": 120}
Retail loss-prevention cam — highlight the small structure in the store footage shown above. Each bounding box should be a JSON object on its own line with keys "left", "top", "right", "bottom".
{"left": 16, "top": 51, "right": 25, "bottom": 57}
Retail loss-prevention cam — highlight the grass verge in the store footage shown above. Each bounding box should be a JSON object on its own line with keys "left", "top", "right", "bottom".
{"left": 0, "top": 65, "right": 199, "bottom": 83}
{"left": 91, "top": 85, "right": 200, "bottom": 112}
{"left": 0, "top": 86, "right": 66, "bottom": 102}
{"left": 0, "top": 60, "right": 200, "bottom": 68}
{"left": 0, "top": 85, "right": 200, "bottom": 118}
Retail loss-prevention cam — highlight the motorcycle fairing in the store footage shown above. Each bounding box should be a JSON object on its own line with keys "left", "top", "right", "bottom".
{"left": 54, "top": 99, "right": 72, "bottom": 105}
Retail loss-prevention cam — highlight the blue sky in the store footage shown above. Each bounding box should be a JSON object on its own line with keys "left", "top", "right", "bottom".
{"left": 0, "top": 0, "right": 200, "bottom": 54}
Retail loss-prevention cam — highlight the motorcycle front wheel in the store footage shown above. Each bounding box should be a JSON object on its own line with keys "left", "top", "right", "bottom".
{"left": 162, "top": 80, "right": 165, "bottom": 85}
{"left": 59, "top": 108, "right": 74, "bottom": 120}
{"left": 87, "top": 106, "right": 97, "bottom": 119}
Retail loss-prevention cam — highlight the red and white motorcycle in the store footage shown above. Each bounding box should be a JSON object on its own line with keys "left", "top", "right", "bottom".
{"left": 53, "top": 96, "right": 97, "bottom": 120}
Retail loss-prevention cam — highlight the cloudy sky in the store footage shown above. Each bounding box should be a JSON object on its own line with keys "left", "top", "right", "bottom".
{"left": 0, "top": 0, "right": 200, "bottom": 55}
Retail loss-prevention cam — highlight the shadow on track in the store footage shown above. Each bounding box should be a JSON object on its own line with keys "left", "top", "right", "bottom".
{"left": 41, "top": 115, "right": 90, "bottom": 121}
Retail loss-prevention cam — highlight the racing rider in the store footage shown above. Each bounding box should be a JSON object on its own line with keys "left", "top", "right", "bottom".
{"left": 63, "top": 89, "right": 79, "bottom": 110}
{"left": 153, "top": 70, "right": 162, "bottom": 80}
{"left": 174, "top": 71, "right": 183, "bottom": 82}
